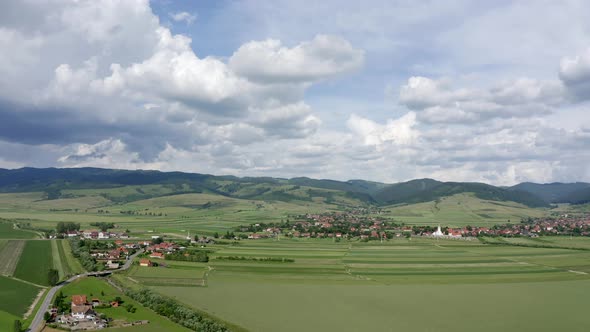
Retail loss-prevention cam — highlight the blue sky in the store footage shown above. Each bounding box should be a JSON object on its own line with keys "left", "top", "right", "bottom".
{"left": 0, "top": 0, "right": 590, "bottom": 185}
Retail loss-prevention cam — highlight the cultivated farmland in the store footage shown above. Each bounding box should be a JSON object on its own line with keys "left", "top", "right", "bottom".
{"left": 143, "top": 238, "right": 590, "bottom": 332}
{"left": 127, "top": 261, "right": 207, "bottom": 287}
{"left": 0, "top": 276, "right": 41, "bottom": 317}
{"left": 53, "top": 239, "right": 84, "bottom": 279}
{"left": 0, "top": 240, "right": 25, "bottom": 276}
{"left": 14, "top": 240, "right": 53, "bottom": 286}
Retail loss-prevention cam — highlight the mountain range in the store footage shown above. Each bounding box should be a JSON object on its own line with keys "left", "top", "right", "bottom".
{"left": 0, "top": 167, "right": 589, "bottom": 207}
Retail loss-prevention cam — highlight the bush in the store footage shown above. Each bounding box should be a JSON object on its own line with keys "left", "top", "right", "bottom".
{"left": 125, "top": 288, "right": 230, "bottom": 332}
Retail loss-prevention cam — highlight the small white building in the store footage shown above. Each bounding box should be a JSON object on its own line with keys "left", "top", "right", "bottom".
{"left": 433, "top": 225, "right": 444, "bottom": 237}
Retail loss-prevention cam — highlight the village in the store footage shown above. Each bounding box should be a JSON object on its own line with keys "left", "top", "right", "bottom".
{"left": 236, "top": 211, "right": 590, "bottom": 240}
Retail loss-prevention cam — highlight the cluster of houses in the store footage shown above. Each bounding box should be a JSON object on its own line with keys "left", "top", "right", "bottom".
{"left": 137, "top": 240, "right": 186, "bottom": 267}
{"left": 61, "top": 230, "right": 130, "bottom": 240}
{"left": 238, "top": 211, "right": 590, "bottom": 240}
{"left": 54, "top": 295, "right": 113, "bottom": 329}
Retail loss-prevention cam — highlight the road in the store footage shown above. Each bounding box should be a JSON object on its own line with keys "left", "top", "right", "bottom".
{"left": 27, "top": 249, "right": 144, "bottom": 332}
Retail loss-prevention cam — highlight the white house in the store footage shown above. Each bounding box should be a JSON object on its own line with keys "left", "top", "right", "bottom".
{"left": 71, "top": 305, "right": 95, "bottom": 320}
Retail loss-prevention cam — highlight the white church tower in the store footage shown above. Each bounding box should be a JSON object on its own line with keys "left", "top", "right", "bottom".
{"left": 433, "top": 225, "right": 444, "bottom": 237}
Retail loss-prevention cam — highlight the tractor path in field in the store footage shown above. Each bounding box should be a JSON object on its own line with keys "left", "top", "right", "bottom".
{"left": 0, "top": 239, "right": 26, "bottom": 276}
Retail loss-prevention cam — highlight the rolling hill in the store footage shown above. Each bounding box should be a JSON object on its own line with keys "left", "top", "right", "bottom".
{"left": 509, "top": 182, "right": 590, "bottom": 203}
{"left": 0, "top": 167, "right": 573, "bottom": 208}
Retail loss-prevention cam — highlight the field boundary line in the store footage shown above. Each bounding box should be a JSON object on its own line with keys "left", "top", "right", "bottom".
{"left": 8, "top": 276, "right": 47, "bottom": 288}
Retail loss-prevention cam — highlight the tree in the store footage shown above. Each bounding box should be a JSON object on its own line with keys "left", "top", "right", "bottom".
{"left": 13, "top": 320, "right": 22, "bottom": 332}
{"left": 43, "top": 311, "right": 51, "bottom": 322}
{"left": 48, "top": 269, "right": 59, "bottom": 286}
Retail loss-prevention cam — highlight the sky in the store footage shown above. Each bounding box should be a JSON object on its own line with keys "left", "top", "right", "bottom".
{"left": 1, "top": 0, "right": 590, "bottom": 185}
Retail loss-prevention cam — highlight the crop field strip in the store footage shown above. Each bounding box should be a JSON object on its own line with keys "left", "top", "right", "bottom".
{"left": 0, "top": 240, "right": 25, "bottom": 276}
{"left": 14, "top": 240, "right": 53, "bottom": 286}
{"left": 195, "top": 239, "right": 590, "bottom": 285}
{"left": 51, "top": 239, "right": 66, "bottom": 279}
{"left": 128, "top": 264, "right": 207, "bottom": 287}
{"left": 0, "top": 275, "right": 41, "bottom": 317}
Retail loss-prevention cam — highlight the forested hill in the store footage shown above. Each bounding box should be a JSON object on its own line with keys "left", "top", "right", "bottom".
{"left": 509, "top": 182, "right": 590, "bottom": 204}
{"left": 0, "top": 167, "right": 580, "bottom": 207}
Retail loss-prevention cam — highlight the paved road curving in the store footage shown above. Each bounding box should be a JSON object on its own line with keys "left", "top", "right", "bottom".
{"left": 27, "top": 249, "right": 143, "bottom": 332}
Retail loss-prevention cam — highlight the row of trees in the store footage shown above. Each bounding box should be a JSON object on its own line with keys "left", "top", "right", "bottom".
{"left": 90, "top": 222, "right": 115, "bottom": 232}
{"left": 56, "top": 222, "right": 80, "bottom": 234}
{"left": 164, "top": 251, "right": 209, "bottom": 263}
{"left": 69, "top": 238, "right": 99, "bottom": 271}
{"left": 125, "top": 288, "right": 230, "bottom": 332}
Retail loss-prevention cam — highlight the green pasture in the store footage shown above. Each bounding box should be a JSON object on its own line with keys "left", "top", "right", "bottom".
{"left": 14, "top": 240, "right": 53, "bottom": 286}
{"left": 58, "top": 277, "right": 190, "bottom": 332}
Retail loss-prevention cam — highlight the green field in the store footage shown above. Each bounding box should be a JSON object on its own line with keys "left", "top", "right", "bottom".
{"left": 127, "top": 261, "right": 207, "bottom": 287}
{"left": 0, "top": 276, "right": 41, "bottom": 317}
{"left": 0, "top": 309, "right": 20, "bottom": 332}
{"left": 0, "top": 190, "right": 549, "bottom": 237}
{"left": 383, "top": 193, "right": 546, "bottom": 226}
{"left": 52, "top": 239, "right": 84, "bottom": 279}
{"left": 14, "top": 240, "right": 53, "bottom": 286}
{"left": 58, "top": 277, "right": 190, "bottom": 332}
{"left": 0, "top": 222, "right": 38, "bottom": 239}
{"left": 131, "top": 238, "right": 590, "bottom": 332}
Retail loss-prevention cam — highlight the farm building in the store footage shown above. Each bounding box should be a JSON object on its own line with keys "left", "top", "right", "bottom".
{"left": 139, "top": 259, "right": 153, "bottom": 267}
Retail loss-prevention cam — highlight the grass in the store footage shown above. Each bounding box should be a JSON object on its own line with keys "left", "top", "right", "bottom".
{"left": 0, "top": 191, "right": 549, "bottom": 237}
{"left": 0, "top": 310, "right": 20, "bottom": 332}
{"left": 381, "top": 193, "right": 546, "bottom": 227}
{"left": 160, "top": 279, "right": 590, "bottom": 332}
{"left": 127, "top": 262, "right": 207, "bottom": 287}
{"left": 14, "top": 240, "right": 53, "bottom": 286}
{"left": 57, "top": 277, "right": 190, "bottom": 332}
{"left": 52, "top": 239, "right": 84, "bottom": 279}
{"left": 0, "top": 276, "right": 41, "bottom": 317}
{"left": 144, "top": 238, "right": 590, "bottom": 332}
{"left": 0, "top": 222, "right": 38, "bottom": 239}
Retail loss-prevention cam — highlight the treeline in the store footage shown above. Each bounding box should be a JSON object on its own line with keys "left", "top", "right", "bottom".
{"left": 68, "top": 238, "right": 99, "bottom": 271}
{"left": 56, "top": 222, "right": 80, "bottom": 233}
{"left": 90, "top": 222, "right": 115, "bottom": 232}
{"left": 126, "top": 288, "right": 231, "bottom": 332}
{"left": 165, "top": 251, "right": 209, "bottom": 263}
{"left": 120, "top": 210, "right": 167, "bottom": 216}
{"left": 215, "top": 256, "right": 294, "bottom": 263}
